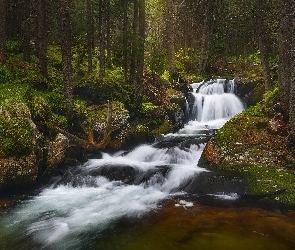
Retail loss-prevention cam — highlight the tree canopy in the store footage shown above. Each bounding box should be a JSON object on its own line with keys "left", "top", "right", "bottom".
{"left": 1, "top": 0, "right": 294, "bottom": 137}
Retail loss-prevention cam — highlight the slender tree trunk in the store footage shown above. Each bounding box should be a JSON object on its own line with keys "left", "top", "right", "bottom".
{"left": 35, "top": 0, "right": 47, "bottom": 76}
{"left": 130, "top": 0, "right": 139, "bottom": 85}
{"left": 60, "top": 0, "right": 74, "bottom": 126}
{"left": 165, "top": 0, "right": 175, "bottom": 75}
{"left": 22, "top": 0, "right": 31, "bottom": 62}
{"left": 135, "top": 0, "right": 145, "bottom": 110}
{"left": 106, "top": 0, "right": 111, "bottom": 67}
{"left": 98, "top": 0, "right": 106, "bottom": 78}
{"left": 278, "top": 0, "right": 292, "bottom": 116}
{"left": 0, "top": 0, "right": 6, "bottom": 64}
{"left": 256, "top": 0, "right": 272, "bottom": 92}
{"left": 198, "top": 0, "right": 213, "bottom": 75}
{"left": 289, "top": 1, "right": 295, "bottom": 140}
{"left": 123, "top": 0, "right": 128, "bottom": 83}
{"left": 86, "top": 0, "right": 93, "bottom": 73}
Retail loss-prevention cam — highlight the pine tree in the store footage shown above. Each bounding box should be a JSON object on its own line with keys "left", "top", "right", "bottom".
{"left": 0, "top": 0, "right": 6, "bottom": 64}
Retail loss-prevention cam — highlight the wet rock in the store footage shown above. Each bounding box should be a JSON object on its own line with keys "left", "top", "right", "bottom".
{"left": 198, "top": 92, "right": 295, "bottom": 206}
{"left": 235, "top": 78, "right": 265, "bottom": 106}
{"left": 0, "top": 154, "right": 39, "bottom": 191}
{"left": 45, "top": 133, "right": 70, "bottom": 176}
{"left": 184, "top": 171, "right": 245, "bottom": 197}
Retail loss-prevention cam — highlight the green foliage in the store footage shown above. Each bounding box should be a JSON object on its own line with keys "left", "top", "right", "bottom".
{"left": 74, "top": 99, "right": 88, "bottom": 118}
{"left": 145, "top": 37, "right": 169, "bottom": 76}
{"left": 0, "top": 64, "right": 14, "bottom": 84}
{"left": 243, "top": 104, "right": 264, "bottom": 117}
{"left": 6, "top": 40, "right": 22, "bottom": 54}
{"left": 161, "top": 70, "right": 171, "bottom": 82}
{"left": 47, "top": 45, "right": 62, "bottom": 70}
{"left": 175, "top": 48, "right": 199, "bottom": 75}
{"left": 72, "top": 44, "right": 87, "bottom": 74}
{"left": 0, "top": 117, "right": 34, "bottom": 158}
{"left": 45, "top": 91, "right": 66, "bottom": 115}
{"left": 29, "top": 96, "right": 52, "bottom": 121}
{"left": 75, "top": 66, "right": 130, "bottom": 106}
{"left": 51, "top": 113, "right": 68, "bottom": 130}
{"left": 141, "top": 102, "right": 157, "bottom": 115}
{"left": 0, "top": 83, "right": 28, "bottom": 105}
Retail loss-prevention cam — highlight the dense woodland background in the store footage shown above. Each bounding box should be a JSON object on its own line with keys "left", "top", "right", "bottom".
{"left": 0, "top": 0, "right": 295, "bottom": 140}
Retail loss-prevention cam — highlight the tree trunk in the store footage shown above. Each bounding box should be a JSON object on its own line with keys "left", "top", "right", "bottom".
{"left": 289, "top": 1, "right": 295, "bottom": 140}
{"left": 256, "top": 0, "right": 272, "bottom": 92}
{"left": 135, "top": 0, "right": 145, "bottom": 111}
{"left": 97, "top": 0, "right": 106, "bottom": 78}
{"left": 0, "top": 0, "right": 6, "bottom": 64}
{"left": 123, "top": 0, "right": 128, "bottom": 83}
{"left": 130, "top": 0, "right": 139, "bottom": 85}
{"left": 278, "top": 0, "right": 292, "bottom": 116}
{"left": 198, "top": 0, "right": 213, "bottom": 75}
{"left": 106, "top": 0, "right": 111, "bottom": 67}
{"left": 60, "top": 0, "right": 74, "bottom": 126}
{"left": 22, "top": 0, "right": 31, "bottom": 62}
{"left": 165, "top": 0, "right": 175, "bottom": 75}
{"left": 86, "top": 0, "right": 93, "bottom": 73}
{"left": 35, "top": 0, "right": 47, "bottom": 77}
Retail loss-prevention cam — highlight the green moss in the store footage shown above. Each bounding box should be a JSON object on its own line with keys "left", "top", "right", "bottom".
{"left": 0, "top": 83, "right": 28, "bottom": 105}
{"left": 141, "top": 102, "right": 157, "bottom": 115}
{"left": 47, "top": 45, "right": 62, "bottom": 70}
{"left": 237, "top": 164, "right": 295, "bottom": 206}
{"left": 0, "top": 64, "right": 14, "bottom": 84}
{"left": 151, "top": 120, "right": 173, "bottom": 136}
{"left": 0, "top": 117, "right": 34, "bottom": 158}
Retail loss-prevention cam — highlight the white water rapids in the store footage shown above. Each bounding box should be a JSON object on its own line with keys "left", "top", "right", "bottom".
{"left": 0, "top": 79, "right": 245, "bottom": 249}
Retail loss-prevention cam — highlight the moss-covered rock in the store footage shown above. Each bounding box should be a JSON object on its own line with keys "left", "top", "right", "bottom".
{"left": 80, "top": 101, "right": 131, "bottom": 149}
{"left": 199, "top": 88, "right": 295, "bottom": 206}
{"left": 0, "top": 154, "right": 39, "bottom": 190}
{"left": 0, "top": 102, "right": 41, "bottom": 190}
{"left": 45, "top": 133, "right": 70, "bottom": 176}
{"left": 235, "top": 78, "right": 265, "bottom": 106}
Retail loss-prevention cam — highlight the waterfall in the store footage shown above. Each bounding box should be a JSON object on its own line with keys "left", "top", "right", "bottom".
{"left": 0, "top": 79, "right": 245, "bottom": 250}
{"left": 188, "top": 79, "right": 244, "bottom": 123}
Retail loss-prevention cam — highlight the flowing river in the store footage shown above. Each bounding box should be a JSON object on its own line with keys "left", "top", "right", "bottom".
{"left": 1, "top": 79, "right": 295, "bottom": 249}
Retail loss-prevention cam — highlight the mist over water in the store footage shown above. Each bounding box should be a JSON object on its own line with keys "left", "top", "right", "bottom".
{"left": 0, "top": 79, "right": 245, "bottom": 249}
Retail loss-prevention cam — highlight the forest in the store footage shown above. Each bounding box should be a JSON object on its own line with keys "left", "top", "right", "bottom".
{"left": 2, "top": 0, "right": 295, "bottom": 248}
{"left": 0, "top": 0, "right": 295, "bottom": 199}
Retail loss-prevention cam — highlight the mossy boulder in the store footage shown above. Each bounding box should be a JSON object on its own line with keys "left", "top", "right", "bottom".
{"left": 82, "top": 101, "right": 131, "bottom": 149}
{"left": 0, "top": 102, "right": 41, "bottom": 190}
{"left": 199, "top": 88, "right": 295, "bottom": 206}
{"left": 0, "top": 100, "right": 71, "bottom": 190}
{"left": 235, "top": 78, "right": 265, "bottom": 106}
{"left": 44, "top": 133, "right": 70, "bottom": 177}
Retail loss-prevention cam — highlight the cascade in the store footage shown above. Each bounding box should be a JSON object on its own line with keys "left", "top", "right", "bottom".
{"left": 188, "top": 79, "right": 244, "bottom": 122}
{"left": 0, "top": 79, "right": 245, "bottom": 249}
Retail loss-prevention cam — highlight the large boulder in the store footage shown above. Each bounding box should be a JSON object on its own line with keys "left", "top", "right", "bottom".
{"left": 0, "top": 102, "right": 41, "bottom": 190}
{"left": 235, "top": 77, "right": 265, "bottom": 107}
{"left": 199, "top": 89, "right": 295, "bottom": 206}
{"left": 0, "top": 102, "right": 71, "bottom": 191}
{"left": 44, "top": 133, "right": 70, "bottom": 177}
{"left": 83, "top": 101, "right": 131, "bottom": 149}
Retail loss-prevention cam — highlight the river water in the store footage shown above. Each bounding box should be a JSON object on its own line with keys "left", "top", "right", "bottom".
{"left": 1, "top": 79, "right": 295, "bottom": 249}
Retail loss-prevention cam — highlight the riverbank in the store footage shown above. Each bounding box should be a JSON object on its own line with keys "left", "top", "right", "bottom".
{"left": 200, "top": 87, "right": 295, "bottom": 207}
